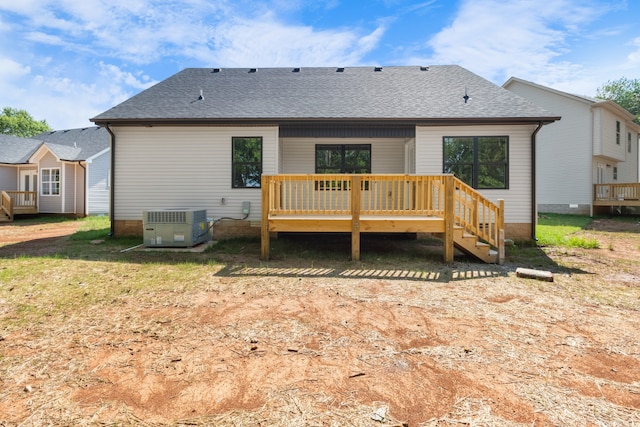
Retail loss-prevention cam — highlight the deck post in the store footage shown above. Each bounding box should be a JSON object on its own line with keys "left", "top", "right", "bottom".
{"left": 260, "top": 175, "right": 270, "bottom": 260}
{"left": 351, "top": 175, "right": 361, "bottom": 261}
{"left": 498, "top": 199, "right": 505, "bottom": 265}
{"left": 444, "top": 175, "right": 455, "bottom": 263}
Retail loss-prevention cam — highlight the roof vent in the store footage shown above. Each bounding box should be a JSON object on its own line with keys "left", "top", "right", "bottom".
{"left": 248, "top": 68, "right": 257, "bottom": 73}
{"left": 292, "top": 67, "right": 300, "bottom": 72}
{"left": 420, "top": 66, "right": 429, "bottom": 71}
{"left": 336, "top": 67, "right": 345, "bottom": 72}
{"left": 374, "top": 66, "right": 383, "bottom": 72}
{"left": 198, "top": 89, "right": 204, "bottom": 100}
{"left": 212, "top": 68, "right": 221, "bottom": 73}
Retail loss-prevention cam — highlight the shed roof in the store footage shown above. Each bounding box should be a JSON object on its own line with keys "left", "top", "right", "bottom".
{"left": 92, "top": 66, "right": 559, "bottom": 125}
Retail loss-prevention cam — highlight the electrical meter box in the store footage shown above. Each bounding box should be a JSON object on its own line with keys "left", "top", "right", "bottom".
{"left": 143, "top": 209, "right": 209, "bottom": 247}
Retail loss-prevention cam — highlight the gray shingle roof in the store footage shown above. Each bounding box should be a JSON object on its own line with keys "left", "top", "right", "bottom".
{"left": 92, "top": 65, "right": 558, "bottom": 124}
{"left": 34, "top": 126, "right": 109, "bottom": 161}
{"left": 1, "top": 127, "right": 109, "bottom": 165}
{"left": 0, "top": 134, "right": 42, "bottom": 164}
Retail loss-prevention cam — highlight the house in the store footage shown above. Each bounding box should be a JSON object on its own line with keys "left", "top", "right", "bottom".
{"left": 503, "top": 77, "right": 640, "bottom": 216}
{"left": 0, "top": 127, "right": 110, "bottom": 221}
{"left": 91, "top": 66, "right": 559, "bottom": 261}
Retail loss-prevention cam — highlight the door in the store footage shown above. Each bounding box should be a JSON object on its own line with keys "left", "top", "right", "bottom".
{"left": 19, "top": 170, "right": 38, "bottom": 206}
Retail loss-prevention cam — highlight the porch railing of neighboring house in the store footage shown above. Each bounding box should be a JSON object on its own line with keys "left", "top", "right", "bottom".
{"left": 1, "top": 191, "right": 38, "bottom": 219}
{"left": 261, "top": 174, "right": 504, "bottom": 263}
{"left": 594, "top": 183, "right": 640, "bottom": 206}
{"left": 1, "top": 191, "right": 13, "bottom": 221}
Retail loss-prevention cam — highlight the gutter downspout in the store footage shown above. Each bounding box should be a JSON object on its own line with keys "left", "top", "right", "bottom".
{"left": 105, "top": 124, "right": 115, "bottom": 236}
{"left": 531, "top": 121, "right": 544, "bottom": 241}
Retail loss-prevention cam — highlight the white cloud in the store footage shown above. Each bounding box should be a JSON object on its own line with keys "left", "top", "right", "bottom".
{"left": 0, "top": 57, "right": 31, "bottom": 77}
{"left": 417, "top": 0, "right": 606, "bottom": 88}
{"left": 625, "top": 37, "right": 640, "bottom": 68}
{"left": 195, "top": 12, "right": 383, "bottom": 67}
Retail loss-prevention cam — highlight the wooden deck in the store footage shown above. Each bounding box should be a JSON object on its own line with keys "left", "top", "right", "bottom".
{"left": 1, "top": 191, "right": 38, "bottom": 221}
{"left": 260, "top": 174, "right": 505, "bottom": 264}
{"left": 594, "top": 183, "right": 640, "bottom": 207}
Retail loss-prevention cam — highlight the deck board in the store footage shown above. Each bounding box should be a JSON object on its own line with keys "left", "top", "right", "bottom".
{"left": 268, "top": 214, "right": 445, "bottom": 233}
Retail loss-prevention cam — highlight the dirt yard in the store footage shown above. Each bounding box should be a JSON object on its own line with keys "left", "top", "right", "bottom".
{"left": 0, "top": 218, "right": 639, "bottom": 426}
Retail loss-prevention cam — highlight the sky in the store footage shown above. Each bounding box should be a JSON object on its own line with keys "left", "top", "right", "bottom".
{"left": 1, "top": 0, "right": 639, "bottom": 130}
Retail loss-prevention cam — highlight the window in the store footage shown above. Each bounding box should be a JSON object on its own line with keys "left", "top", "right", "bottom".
{"left": 232, "top": 137, "right": 262, "bottom": 188}
{"left": 443, "top": 136, "right": 508, "bottom": 189}
{"left": 315, "top": 144, "right": 371, "bottom": 174}
{"left": 41, "top": 168, "right": 60, "bottom": 195}
{"left": 613, "top": 166, "right": 618, "bottom": 181}
{"left": 616, "top": 121, "right": 621, "bottom": 145}
{"left": 628, "top": 132, "right": 632, "bottom": 153}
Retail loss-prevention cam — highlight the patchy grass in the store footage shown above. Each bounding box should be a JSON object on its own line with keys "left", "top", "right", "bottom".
{"left": 537, "top": 213, "right": 599, "bottom": 248}
{"left": 1, "top": 216, "right": 640, "bottom": 426}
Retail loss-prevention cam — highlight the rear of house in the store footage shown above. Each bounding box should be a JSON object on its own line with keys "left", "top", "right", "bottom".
{"left": 92, "top": 66, "right": 559, "bottom": 243}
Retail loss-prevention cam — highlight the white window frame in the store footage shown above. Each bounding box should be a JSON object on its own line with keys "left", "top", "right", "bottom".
{"left": 41, "top": 167, "right": 61, "bottom": 196}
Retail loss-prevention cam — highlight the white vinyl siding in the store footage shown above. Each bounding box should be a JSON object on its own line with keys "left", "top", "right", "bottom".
{"left": 280, "top": 137, "right": 407, "bottom": 174}
{"left": 0, "top": 165, "right": 17, "bottom": 189}
{"left": 416, "top": 125, "right": 535, "bottom": 225}
{"left": 505, "top": 80, "right": 593, "bottom": 208}
{"left": 594, "top": 107, "right": 627, "bottom": 162}
{"left": 112, "top": 126, "right": 278, "bottom": 221}
{"left": 86, "top": 149, "right": 111, "bottom": 215}
{"left": 63, "top": 163, "right": 79, "bottom": 214}
{"left": 38, "top": 152, "right": 62, "bottom": 213}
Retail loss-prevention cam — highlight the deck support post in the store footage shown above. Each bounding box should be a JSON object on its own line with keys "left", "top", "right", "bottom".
{"left": 351, "top": 175, "right": 361, "bottom": 261}
{"left": 498, "top": 199, "right": 505, "bottom": 265}
{"left": 444, "top": 175, "right": 455, "bottom": 263}
{"left": 260, "top": 176, "right": 270, "bottom": 260}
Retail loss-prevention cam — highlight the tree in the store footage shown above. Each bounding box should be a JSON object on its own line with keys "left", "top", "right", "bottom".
{"left": 0, "top": 107, "right": 52, "bottom": 137}
{"left": 596, "top": 78, "right": 640, "bottom": 124}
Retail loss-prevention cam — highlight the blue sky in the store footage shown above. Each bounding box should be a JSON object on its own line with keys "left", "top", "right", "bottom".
{"left": 1, "top": 0, "right": 639, "bottom": 129}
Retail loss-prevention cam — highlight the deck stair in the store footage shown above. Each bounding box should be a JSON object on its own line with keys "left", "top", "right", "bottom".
{"left": 453, "top": 226, "right": 498, "bottom": 264}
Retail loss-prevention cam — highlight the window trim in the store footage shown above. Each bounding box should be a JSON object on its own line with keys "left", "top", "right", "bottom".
{"left": 315, "top": 144, "right": 372, "bottom": 174}
{"left": 41, "top": 167, "right": 61, "bottom": 196}
{"left": 442, "top": 136, "right": 509, "bottom": 190}
{"left": 231, "top": 136, "right": 263, "bottom": 189}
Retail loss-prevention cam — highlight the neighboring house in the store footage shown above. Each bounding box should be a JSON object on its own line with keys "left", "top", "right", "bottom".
{"left": 0, "top": 127, "right": 110, "bottom": 221}
{"left": 504, "top": 77, "right": 640, "bottom": 216}
{"left": 91, "top": 66, "right": 559, "bottom": 246}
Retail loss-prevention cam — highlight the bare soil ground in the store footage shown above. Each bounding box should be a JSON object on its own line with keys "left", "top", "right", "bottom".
{"left": 0, "top": 218, "right": 639, "bottom": 426}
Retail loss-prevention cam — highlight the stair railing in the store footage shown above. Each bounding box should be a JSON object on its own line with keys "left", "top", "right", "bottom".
{"left": 452, "top": 177, "right": 504, "bottom": 261}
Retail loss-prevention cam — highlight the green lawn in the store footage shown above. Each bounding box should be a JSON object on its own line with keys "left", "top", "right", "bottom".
{"left": 536, "top": 213, "right": 599, "bottom": 248}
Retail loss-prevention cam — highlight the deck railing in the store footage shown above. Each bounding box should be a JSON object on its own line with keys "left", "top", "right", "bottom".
{"left": 3, "top": 191, "right": 38, "bottom": 217}
{"left": 594, "top": 183, "right": 640, "bottom": 202}
{"left": 454, "top": 178, "right": 504, "bottom": 249}
{"left": 263, "top": 174, "right": 504, "bottom": 259}
{"left": 267, "top": 174, "right": 447, "bottom": 217}
{"left": 1, "top": 191, "right": 13, "bottom": 221}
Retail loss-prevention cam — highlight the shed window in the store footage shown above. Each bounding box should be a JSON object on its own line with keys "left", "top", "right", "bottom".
{"left": 232, "top": 137, "right": 262, "bottom": 188}
{"left": 443, "top": 136, "right": 509, "bottom": 189}
{"left": 41, "top": 168, "right": 60, "bottom": 195}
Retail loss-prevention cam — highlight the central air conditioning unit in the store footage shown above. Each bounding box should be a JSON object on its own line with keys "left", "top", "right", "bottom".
{"left": 143, "top": 209, "right": 209, "bottom": 248}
